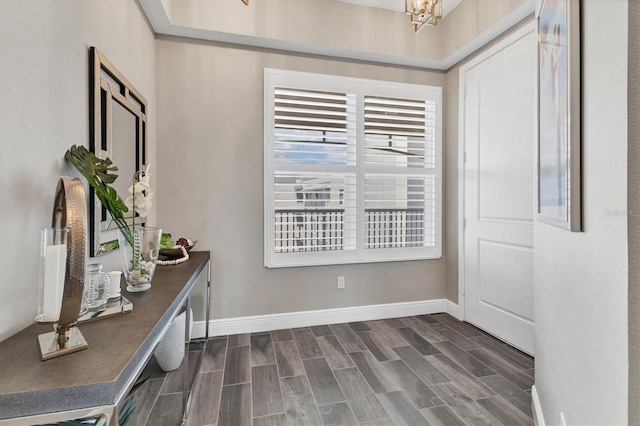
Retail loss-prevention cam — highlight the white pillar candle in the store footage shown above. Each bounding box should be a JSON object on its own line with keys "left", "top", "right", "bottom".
{"left": 42, "top": 244, "right": 67, "bottom": 322}
{"left": 108, "top": 271, "right": 122, "bottom": 299}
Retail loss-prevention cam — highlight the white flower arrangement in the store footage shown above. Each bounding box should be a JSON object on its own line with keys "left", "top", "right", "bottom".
{"left": 125, "top": 165, "right": 154, "bottom": 219}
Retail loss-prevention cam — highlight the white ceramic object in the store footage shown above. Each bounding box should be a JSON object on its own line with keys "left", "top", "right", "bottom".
{"left": 108, "top": 271, "right": 122, "bottom": 299}
{"left": 154, "top": 308, "right": 193, "bottom": 372}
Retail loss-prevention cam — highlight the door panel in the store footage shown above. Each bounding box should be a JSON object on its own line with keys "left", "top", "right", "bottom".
{"left": 477, "top": 239, "right": 534, "bottom": 321}
{"left": 463, "top": 31, "right": 536, "bottom": 355}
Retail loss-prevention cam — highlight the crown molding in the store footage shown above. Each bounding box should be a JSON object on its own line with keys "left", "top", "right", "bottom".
{"left": 138, "top": 0, "right": 534, "bottom": 71}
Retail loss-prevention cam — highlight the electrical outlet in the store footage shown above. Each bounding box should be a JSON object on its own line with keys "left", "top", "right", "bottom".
{"left": 337, "top": 276, "right": 345, "bottom": 289}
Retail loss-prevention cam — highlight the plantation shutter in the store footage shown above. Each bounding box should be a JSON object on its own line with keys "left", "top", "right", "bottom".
{"left": 271, "top": 85, "right": 357, "bottom": 256}
{"left": 363, "top": 95, "right": 437, "bottom": 250}
{"left": 265, "top": 69, "right": 441, "bottom": 268}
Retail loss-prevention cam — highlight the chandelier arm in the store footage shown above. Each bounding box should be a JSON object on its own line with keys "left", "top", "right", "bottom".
{"left": 406, "top": 0, "right": 442, "bottom": 31}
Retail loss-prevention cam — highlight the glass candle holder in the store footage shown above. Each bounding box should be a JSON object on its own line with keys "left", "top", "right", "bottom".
{"left": 108, "top": 270, "right": 123, "bottom": 300}
{"left": 35, "top": 227, "right": 68, "bottom": 323}
{"left": 83, "top": 263, "right": 111, "bottom": 311}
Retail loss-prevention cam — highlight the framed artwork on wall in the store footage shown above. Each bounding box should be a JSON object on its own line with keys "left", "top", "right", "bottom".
{"left": 537, "top": 0, "right": 582, "bottom": 231}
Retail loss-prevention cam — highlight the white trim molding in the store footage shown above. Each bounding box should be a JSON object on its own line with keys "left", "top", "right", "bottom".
{"left": 445, "top": 299, "right": 460, "bottom": 319}
{"left": 138, "top": 0, "right": 534, "bottom": 71}
{"left": 531, "top": 385, "right": 545, "bottom": 426}
{"left": 191, "top": 299, "right": 457, "bottom": 338}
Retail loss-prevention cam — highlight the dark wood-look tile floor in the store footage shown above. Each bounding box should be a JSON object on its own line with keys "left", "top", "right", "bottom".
{"left": 137, "top": 314, "right": 534, "bottom": 425}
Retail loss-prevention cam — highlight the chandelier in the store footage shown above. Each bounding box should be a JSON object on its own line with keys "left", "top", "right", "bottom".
{"left": 405, "top": 0, "right": 443, "bottom": 33}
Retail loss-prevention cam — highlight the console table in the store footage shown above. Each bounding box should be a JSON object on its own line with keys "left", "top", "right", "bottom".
{"left": 0, "top": 251, "right": 211, "bottom": 425}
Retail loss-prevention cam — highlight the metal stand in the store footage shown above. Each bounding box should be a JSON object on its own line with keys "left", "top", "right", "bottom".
{"left": 180, "top": 259, "right": 211, "bottom": 425}
{"left": 38, "top": 326, "right": 88, "bottom": 361}
{"left": 37, "top": 177, "right": 88, "bottom": 361}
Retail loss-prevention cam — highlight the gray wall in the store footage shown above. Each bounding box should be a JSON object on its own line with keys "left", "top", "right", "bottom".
{"left": 534, "top": 0, "right": 629, "bottom": 423}
{"left": 629, "top": 1, "right": 640, "bottom": 423}
{"left": 438, "top": 0, "right": 527, "bottom": 58}
{"left": 0, "top": 0, "right": 156, "bottom": 342}
{"left": 155, "top": 37, "right": 447, "bottom": 320}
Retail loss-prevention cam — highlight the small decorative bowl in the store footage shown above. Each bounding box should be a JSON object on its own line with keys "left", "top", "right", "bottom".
{"left": 159, "top": 240, "right": 197, "bottom": 259}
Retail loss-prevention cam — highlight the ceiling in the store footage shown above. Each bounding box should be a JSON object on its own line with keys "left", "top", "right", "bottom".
{"left": 338, "top": 0, "right": 464, "bottom": 17}
{"left": 138, "top": 0, "right": 534, "bottom": 71}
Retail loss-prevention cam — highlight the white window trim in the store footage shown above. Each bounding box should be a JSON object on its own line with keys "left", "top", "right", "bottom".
{"left": 264, "top": 68, "right": 442, "bottom": 268}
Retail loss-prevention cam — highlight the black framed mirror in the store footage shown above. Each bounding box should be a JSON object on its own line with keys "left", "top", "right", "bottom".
{"left": 89, "top": 47, "right": 147, "bottom": 256}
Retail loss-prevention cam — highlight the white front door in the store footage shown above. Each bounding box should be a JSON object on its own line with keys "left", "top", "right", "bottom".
{"left": 461, "top": 29, "right": 536, "bottom": 355}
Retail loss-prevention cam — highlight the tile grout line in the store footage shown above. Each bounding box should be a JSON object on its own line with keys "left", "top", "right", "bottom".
{"left": 329, "top": 323, "right": 368, "bottom": 353}
{"left": 465, "top": 347, "right": 536, "bottom": 391}
{"left": 322, "top": 324, "right": 393, "bottom": 424}
{"left": 297, "top": 347, "right": 329, "bottom": 424}
{"left": 463, "top": 341, "right": 533, "bottom": 371}
{"left": 270, "top": 330, "right": 292, "bottom": 426}
{"left": 468, "top": 334, "right": 534, "bottom": 367}
{"left": 348, "top": 317, "right": 448, "bottom": 422}
{"left": 312, "top": 332, "right": 361, "bottom": 425}
{"left": 142, "top": 377, "right": 166, "bottom": 426}
{"left": 252, "top": 412, "right": 287, "bottom": 420}
{"left": 425, "top": 321, "right": 472, "bottom": 346}
{"left": 382, "top": 346, "right": 454, "bottom": 412}
{"left": 249, "top": 337, "right": 254, "bottom": 425}
{"left": 390, "top": 316, "right": 479, "bottom": 421}
{"left": 428, "top": 339, "right": 534, "bottom": 422}
{"left": 373, "top": 317, "right": 455, "bottom": 421}
{"left": 344, "top": 348, "right": 393, "bottom": 423}
{"left": 433, "top": 337, "right": 498, "bottom": 381}
{"left": 211, "top": 340, "right": 225, "bottom": 426}
{"left": 216, "top": 335, "right": 231, "bottom": 426}
{"left": 409, "top": 322, "right": 520, "bottom": 394}
{"left": 474, "top": 374, "right": 535, "bottom": 420}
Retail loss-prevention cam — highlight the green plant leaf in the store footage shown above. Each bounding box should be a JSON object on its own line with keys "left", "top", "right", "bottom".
{"left": 105, "top": 185, "right": 128, "bottom": 212}
{"left": 104, "top": 240, "right": 119, "bottom": 251}
{"left": 160, "top": 233, "right": 174, "bottom": 248}
{"left": 65, "top": 145, "right": 147, "bottom": 248}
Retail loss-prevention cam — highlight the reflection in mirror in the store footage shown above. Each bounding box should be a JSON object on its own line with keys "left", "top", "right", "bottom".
{"left": 89, "top": 47, "right": 147, "bottom": 256}
{"left": 109, "top": 101, "right": 137, "bottom": 221}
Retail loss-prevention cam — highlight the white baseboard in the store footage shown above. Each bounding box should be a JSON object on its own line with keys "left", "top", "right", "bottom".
{"left": 531, "top": 385, "right": 545, "bottom": 426}
{"left": 445, "top": 299, "right": 460, "bottom": 319}
{"left": 191, "top": 299, "right": 458, "bottom": 338}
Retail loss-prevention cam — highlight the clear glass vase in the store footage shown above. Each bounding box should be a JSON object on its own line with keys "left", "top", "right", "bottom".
{"left": 117, "top": 226, "right": 162, "bottom": 292}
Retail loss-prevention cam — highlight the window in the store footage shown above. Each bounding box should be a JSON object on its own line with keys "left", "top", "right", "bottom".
{"left": 264, "top": 69, "right": 441, "bottom": 267}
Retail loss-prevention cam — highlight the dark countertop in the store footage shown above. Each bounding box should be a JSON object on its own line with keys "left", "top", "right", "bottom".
{"left": 0, "top": 251, "right": 210, "bottom": 420}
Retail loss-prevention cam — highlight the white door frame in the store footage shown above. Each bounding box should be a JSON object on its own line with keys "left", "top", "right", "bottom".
{"left": 457, "top": 21, "right": 536, "bottom": 321}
